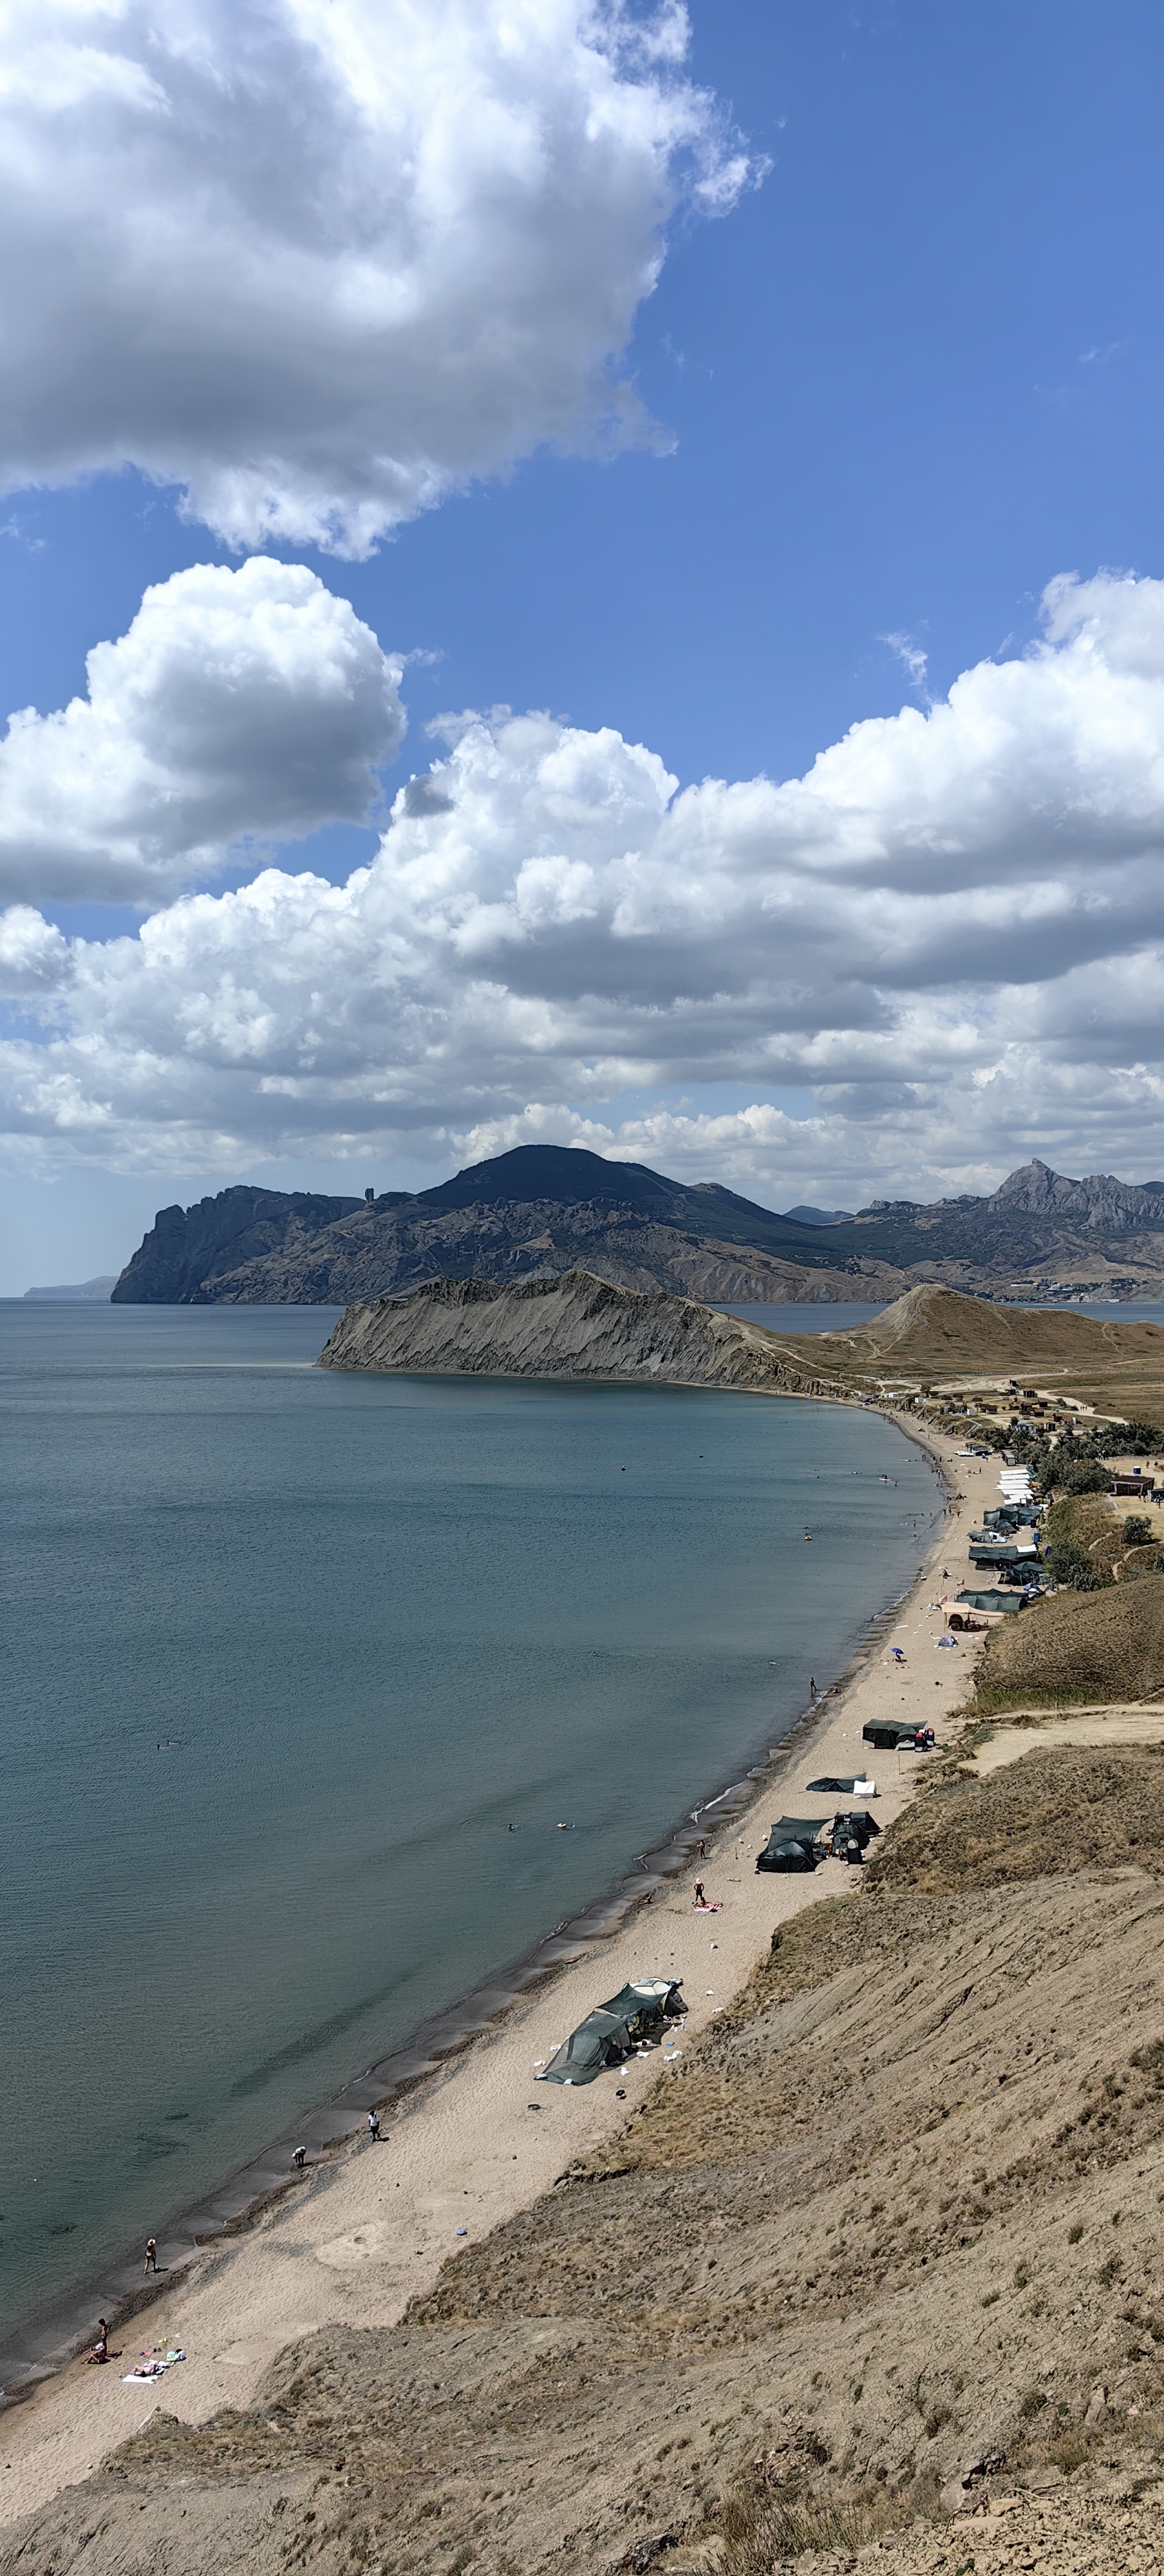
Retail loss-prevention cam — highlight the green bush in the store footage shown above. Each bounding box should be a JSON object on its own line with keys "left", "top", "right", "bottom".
{"left": 1047, "top": 1540, "right": 1109, "bottom": 1591}
{"left": 1122, "top": 1515, "right": 1155, "bottom": 1548}
{"left": 1060, "top": 1464, "right": 1110, "bottom": 1497}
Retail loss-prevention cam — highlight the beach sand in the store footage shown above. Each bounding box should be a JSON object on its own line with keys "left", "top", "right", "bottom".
{"left": 0, "top": 1423, "right": 994, "bottom": 2530}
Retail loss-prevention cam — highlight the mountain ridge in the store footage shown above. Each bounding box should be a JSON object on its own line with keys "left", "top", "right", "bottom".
{"left": 109, "top": 1146, "right": 1164, "bottom": 1308}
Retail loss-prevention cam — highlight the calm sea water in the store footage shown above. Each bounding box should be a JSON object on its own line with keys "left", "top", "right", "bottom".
{"left": 1, "top": 1304, "right": 939, "bottom": 2353}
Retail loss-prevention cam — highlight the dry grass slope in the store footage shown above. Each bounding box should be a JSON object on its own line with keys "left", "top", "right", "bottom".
{"left": 867, "top": 1741, "right": 1164, "bottom": 1893}
{"left": 971, "top": 1574, "right": 1164, "bottom": 1714}
{"left": 15, "top": 1752, "right": 1164, "bottom": 2573}
{"left": 776, "top": 1284, "right": 1164, "bottom": 1421}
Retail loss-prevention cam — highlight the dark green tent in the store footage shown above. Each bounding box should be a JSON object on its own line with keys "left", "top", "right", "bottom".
{"left": 955, "top": 1587, "right": 1026, "bottom": 1614}
{"left": 832, "top": 1808, "right": 880, "bottom": 1846}
{"left": 756, "top": 1815, "right": 828, "bottom": 1873}
{"left": 806, "top": 1776, "right": 876, "bottom": 1795}
{"left": 863, "top": 1720, "right": 933, "bottom": 1750}
{"left": 535, "top": 1977, "right": 685, "bottom": 2086}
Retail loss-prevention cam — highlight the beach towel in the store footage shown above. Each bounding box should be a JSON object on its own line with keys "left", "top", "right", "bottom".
{"left": 121, "top": 2348, "right": 185, "bottom": 2384}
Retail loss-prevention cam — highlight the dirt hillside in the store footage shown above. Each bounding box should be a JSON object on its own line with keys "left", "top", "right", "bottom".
{"left": 970, "top": 1574, "right": 1164, "bottom": 1715}
{"left": 12, "top": 1746, "right": 1164, "bottom": 2575}
{"left": 779, "top": 1284, "right": 1164, "bottom": 1421}
{"left": 793, "top": 1283, "right": 1164, "bottom": 1377}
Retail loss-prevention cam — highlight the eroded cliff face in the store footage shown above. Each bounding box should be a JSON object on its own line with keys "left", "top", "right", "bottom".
{"left": 12, "top": 1750, "right": 1164, "bottom": 2576}
{"left": 315, "top": 1269, "right": 844, "bottom": 1397}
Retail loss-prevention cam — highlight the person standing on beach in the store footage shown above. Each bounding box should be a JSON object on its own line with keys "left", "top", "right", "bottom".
{"left": 144, "top": 2237, "right": 158, "bottom": 2273}
{"left": 86, "top": 2318, "right": 109, "bottom": 2363}
{"left": 368, "top": 2110, "right": 381, "bottom": 2141}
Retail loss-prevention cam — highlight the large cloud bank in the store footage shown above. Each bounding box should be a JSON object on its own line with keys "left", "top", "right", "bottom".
{"left": 0, "top": 0, "right": 753, "bottom": 554}
{"left": 5, "top": 570, "right": 1164, "bottom": 1198}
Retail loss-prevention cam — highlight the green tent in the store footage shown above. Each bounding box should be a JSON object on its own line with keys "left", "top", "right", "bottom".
{"left": 955, "top": 1587, "right": 1026, "bottom": 1614}
{"left": 805, "top": 1776, "right": 876, "bottom": 1795}
{"left": 832, "top": 1808, "right": 880, "bottom": 1847}
{"left": 536, "top": 1977, "right": 685, "bottom": 2086}
{"left": 756, "top": 1815, "right": 828, "bottom": 1873}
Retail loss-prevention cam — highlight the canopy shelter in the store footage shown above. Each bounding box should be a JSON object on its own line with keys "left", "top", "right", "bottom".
{"left": 829, "top": 1807, "right": 879, "bottom": 1866}
{"left": 863, "top": 1721, "right": 935, "bottom": 1750}
{"left": 982, "top": 1505, "right": 1031, "bottom": 1530}
{"left": 969, "top": 1540, "right": 1039, "bottom": 1565}
{"left": 756, "top": 1815, "right": 828, "bottom": 1873}
{"left": 535, "top": 1977, "right": 684, "bottom": 2087}
{"left": 805, "top": 1776, "right": 876, "bottom": 1796}
{"left": 955, "top": 1587, "right": 1026, "bottom": 1614}
{"left": 832, "top": 1808, "right": 880, "bottom": 1847}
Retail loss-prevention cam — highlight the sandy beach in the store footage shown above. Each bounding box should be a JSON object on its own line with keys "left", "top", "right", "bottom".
{"left": 0, "top": 1420, "right": 994, "bottom": 2532}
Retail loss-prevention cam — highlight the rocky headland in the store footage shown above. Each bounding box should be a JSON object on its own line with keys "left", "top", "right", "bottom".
{"left": 315, "top": 1267, "right": 849, "bottom": 1396}
{"left": 318, "top": 1271, "right": 1164, "bottom": 1432}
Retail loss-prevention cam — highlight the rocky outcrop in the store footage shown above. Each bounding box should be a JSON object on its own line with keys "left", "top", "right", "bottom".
{"left": 989, "top": 1158, "right": 1164, "bottom": 1229}
{"left": 317, "top": 1269, "right": 845, "bottom": 1396}
{"left": 110, "top": 1186, "right": 365, "bottom": 1303}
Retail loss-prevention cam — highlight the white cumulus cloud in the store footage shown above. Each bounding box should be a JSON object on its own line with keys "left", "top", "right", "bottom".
{"left": 0, "top": 558, "right": 405, "bottom": 903}
{"left": 0, "top": 0, "right": 756, "bottom": 554}
{"left": 5, "top": 569, "right": 1164, "bottom": 1200}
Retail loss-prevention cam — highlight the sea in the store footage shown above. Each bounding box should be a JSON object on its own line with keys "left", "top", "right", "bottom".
{"left": 1, "top": 1301, "right": 942, "bottom": 2367}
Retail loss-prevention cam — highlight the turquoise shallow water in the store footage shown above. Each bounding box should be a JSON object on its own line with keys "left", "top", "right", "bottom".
{"left": 1, "top": 1304, "right": 939, "bottom": 2354}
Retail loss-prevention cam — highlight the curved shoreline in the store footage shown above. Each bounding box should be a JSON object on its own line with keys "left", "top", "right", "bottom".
{"left": 0, "top": 1416, "right": 982, "bottom": 2539}
{"left": 0, "top": 1393, "right": 948, "bottom": 2414}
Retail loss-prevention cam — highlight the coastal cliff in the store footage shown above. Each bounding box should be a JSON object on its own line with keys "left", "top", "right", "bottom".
{"left": 316, "top": 1267, "right": 846, "bottom": 1396}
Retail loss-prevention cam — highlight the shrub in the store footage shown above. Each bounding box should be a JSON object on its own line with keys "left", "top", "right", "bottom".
{"left": 1060, "top": 1464, "right": 1111, "bottom": 1497}
{"left": 1047, "top": 1539, "right": 1109, "bottom": 1590}
{"left": 1123, "top": 1515, "right": 1156, "bottom": 1549}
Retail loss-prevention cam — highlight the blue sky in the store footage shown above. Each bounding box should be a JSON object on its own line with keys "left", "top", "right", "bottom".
{"left": 3, "top": 0, "right": 1164, "bottom": 1288}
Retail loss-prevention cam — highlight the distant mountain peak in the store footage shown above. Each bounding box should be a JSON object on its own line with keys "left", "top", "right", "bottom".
{"left": 989, "top": 1159, "right": 1164, "bottom": 1227}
